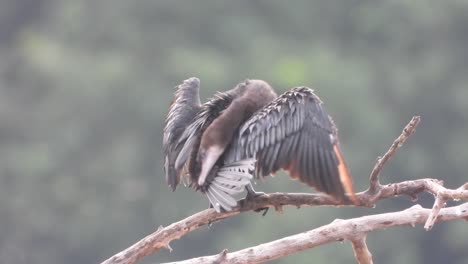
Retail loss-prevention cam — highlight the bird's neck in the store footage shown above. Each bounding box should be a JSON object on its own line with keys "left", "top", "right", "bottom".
{"left": 195, "top": 80, "right": 278, "bottom": 186}
{"left": 202, "top": 97, "right": 252, "bottom": 149}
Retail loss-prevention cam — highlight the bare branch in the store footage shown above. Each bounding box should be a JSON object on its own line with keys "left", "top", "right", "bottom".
{"left": 100, "top": 210, "right": 238, "bottom": 264}
{"left": 100, "top": 116, "right": 468, "bottom": 264}
{"left": 351, "top": 237, "right": 373, "bottom": 264}
{"left": 101, "top": 116, "right": 423, "bottom": 264}
{"left": 100, "top": 178, "right": 468, "bottom": 264}
{"left": 163, "top": 202, "right": 468, "bottom": 264}
{"left": 423, "top": 179, "right": 468, "bottom": 230}
{"left": 368, "top": 116, "right": 420, "bottom": 193}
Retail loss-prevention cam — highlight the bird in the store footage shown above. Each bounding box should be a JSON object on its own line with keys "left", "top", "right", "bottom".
{"left": 163, "top": 77, "right": 356, "bottom": 212}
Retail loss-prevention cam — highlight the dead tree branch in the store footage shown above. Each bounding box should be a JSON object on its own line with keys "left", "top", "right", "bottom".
{"left": 368, "top": 116, "right": 420, "bottom": 193}
{"left": 100, "top": 116, "right": 468, "bottom": 264}
{"left": 163, "top": 202, "right": 468, "bottom": 264}
{"left": 351, "top": 237, "right": 373, "bottom": 264}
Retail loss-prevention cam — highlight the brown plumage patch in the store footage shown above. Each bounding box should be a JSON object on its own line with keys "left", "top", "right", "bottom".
{"left": 333, "top": 144, "right": 357, "bottom": 204}
{"left": 283, "top": 159, "right": 299, "bottom": 180}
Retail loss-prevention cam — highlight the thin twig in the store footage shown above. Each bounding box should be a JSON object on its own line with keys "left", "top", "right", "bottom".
{"left": 423, "top": 179, "right": 468, "bottom": 230}
{"left": 368, "top": 116, "right": 420, "bottom": 194}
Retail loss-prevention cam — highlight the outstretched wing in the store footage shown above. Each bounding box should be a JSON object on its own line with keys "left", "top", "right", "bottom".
{"left": 224, "top": 87, "right": 355, "bottom": 202}
{"left": 165, "top": 81, "right": 238, "bottom": 191}
{"left": 163, "top": 77, "right": 201, "bottom": 191}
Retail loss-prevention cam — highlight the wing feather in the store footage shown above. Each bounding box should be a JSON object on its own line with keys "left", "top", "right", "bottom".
{"left": 224, "top": 87, "right": 356, "bottom": 203}
{"left": 302, "top": 131, "right": 312, "bottom": 182}
{"left": 306, "top": 137, "right": 316, "bottom": 187}
{"left": 163, "top": 77, "right": 201, "bottom": 190}
{"left": 326, "top": 149, "right": 341, "bottom": 199}
{"left": 311, "top": 137, "right": 323, "bottom": 191}
{"left": 319, "top": 146, "right": 333, "bottom": 194}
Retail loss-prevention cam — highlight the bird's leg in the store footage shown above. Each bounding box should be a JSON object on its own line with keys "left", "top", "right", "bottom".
{"left": 245, "top": 183, "right": 269, "bottom": 216}
{"left": 245, "top": 182, "right": 264, "bottom": 199}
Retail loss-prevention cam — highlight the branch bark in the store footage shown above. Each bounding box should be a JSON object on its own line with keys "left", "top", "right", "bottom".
{"left": 100, "top": 116, "right": 468, "bottom": 264}
{"left": 163, "top": 202, "right": 468, "bottom": 264}
{"left": 101, "top": 179, "right": 468, "bottom": 264}
{"left": 351, "top": 237, "right": 373, "bottom": 264}
{"left": 368, "top": 116, "right": 420, "bottom": 193}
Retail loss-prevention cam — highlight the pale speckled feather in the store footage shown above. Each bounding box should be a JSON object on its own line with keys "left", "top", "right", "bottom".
{"left": 205, "top": 158, "right": 256, "bottom": 212}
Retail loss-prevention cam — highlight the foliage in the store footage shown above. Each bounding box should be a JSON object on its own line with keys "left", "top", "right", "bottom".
{"left": 0, "top": 1, "right": 467, "bottom": 263}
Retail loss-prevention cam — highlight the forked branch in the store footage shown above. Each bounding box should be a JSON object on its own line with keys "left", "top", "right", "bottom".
{"left": 101, "top": 116, "right": 468, "bottom": 264}
{"left": 163, "top": 202, "right": 468, "bottom": 264}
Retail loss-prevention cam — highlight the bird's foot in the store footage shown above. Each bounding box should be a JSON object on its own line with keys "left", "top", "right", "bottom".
{"left": 246, "top": 190, "right": 265, "bottom": 200}
{"left": 245, "top": 183, "right": 269, "bottom": 216}
{"left": 255, "top": 207, "right": 269, "bottom": 216}
{"left": 245, "top": 183, "right": 264, "bottom": 199}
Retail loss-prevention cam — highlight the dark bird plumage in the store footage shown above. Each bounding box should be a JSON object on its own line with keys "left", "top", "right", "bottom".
{"left": 163, "top": 77, "right": 201, "bottom": 190}
{"left": 163, "top": 77, "right": 356, "bottom": 212}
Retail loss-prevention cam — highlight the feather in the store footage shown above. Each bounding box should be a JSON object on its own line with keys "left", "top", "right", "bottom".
{"left": 213, "top": 174, "right": 251, "bottom": 186}
{"left": 163, "top": 77, "right": 201, "bottom": 190}
{"left": 210, "top": 181, "right": 244, "bottom": 194}
{"left": 223, "top": 86, "right": 355, "bottom": 203}
{"left": 205, "top": 158, "right": 256, "bottom": 212}
{"left": 205, "top": 190, "right": 222, "bottom": 212}
{"left": 165, "top": 80, "right": 356, "bottom": 212}
{"left": 208, "top": 186, "right": 237, "bottom": 209}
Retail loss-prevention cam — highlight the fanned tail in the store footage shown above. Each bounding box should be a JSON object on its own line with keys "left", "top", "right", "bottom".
{"left": 205, "top": 158, "right": 256, "bottom": 212}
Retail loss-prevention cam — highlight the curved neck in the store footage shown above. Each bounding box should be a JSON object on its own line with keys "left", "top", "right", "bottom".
{"left": 195, "top": 80, "right": 278, "bottom": 186}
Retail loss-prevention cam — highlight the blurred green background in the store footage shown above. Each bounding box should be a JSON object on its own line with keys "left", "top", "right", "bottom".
{"left": 1, "top": 1, "right": 467, "bottom": 263}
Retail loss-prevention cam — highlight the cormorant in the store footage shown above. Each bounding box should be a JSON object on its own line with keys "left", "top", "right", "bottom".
{"left": 163, "top": 77, "right": 355, "bottom": 212}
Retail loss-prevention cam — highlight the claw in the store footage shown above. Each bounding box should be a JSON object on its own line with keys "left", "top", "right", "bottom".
{"left": 255, "top": 207, "right": 269, "bottom": 216}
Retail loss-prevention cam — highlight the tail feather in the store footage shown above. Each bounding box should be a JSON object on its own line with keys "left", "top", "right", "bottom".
{"left": 205, "top": 190, "right": 222, "bottom": 212}
{"left": 205, "top": 158, "right": 256, "bottom": 212}
{"left": 211, "top": 181, "right": 245, "bottom": 194}
{"left": 208, "top": 186, "right": 237, "bottom": 209}
{"left": 213, "top": 175, "right": 251, "bottom": 185}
